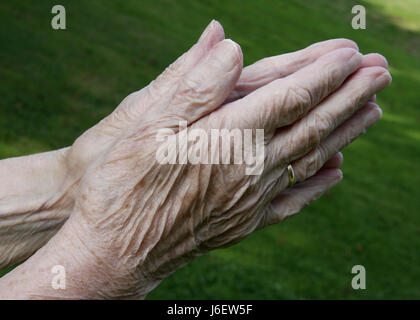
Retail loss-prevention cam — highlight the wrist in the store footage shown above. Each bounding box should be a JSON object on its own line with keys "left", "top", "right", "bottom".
{"left": 0, "top": 220, "right": 98, "bottom": 299}
{"left": 0, "top": 147, "right": 75, "bottom": 269}
{"left": 59, "top": 215, "right": 162, "bottom": 299}
{"left": 0, "top": 147, "right": 72, "bottom": 211}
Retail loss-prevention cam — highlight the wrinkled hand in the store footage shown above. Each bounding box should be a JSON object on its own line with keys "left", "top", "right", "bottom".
{"left": 53, "top": 21, "right": 391, "bottom": 298}
{"left": 1, "top": 20, "right": 363, "bottom": 270}
{"left": 0, "top": 21, "right": 391, "bottom": 299}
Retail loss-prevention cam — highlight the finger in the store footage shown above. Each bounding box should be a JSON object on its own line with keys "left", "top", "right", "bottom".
{"left": 226, "top": 38, "right": 359, "bottom": 102}
{"left": 268, "top": 66, "right": 391, "bottom": 167}
{"left": 272, "top": 102, "right": 381, "bottom": 189}
{"left": 322, "top": 152, "right": 343, "bottom": 169}
{"left": 169, "top": 39, "right": 243, "bottom": 124}
{"left": 261, "top": 168, "right": 342, "bottom": 227}
{"left": 221, "top": 48, "right": 362, "bottom": 132}
{"left": 148, "top": 20, "right": 225, "bottom": 94}
{"left": 361, "top": 53, "right": 388, "bottom": 68}
{"left": 226, "top": 51, "right": 386, "bottom": 105}
{"left": 225, "top": 51, "right": 388, "bottom": 103}
{"left": 355, "top": 53, "right": 387, "bottom": 103}
{"left": 291, "top": 102, "right": 381, "bottom": 183}
{"left": 98, "top": 20, "right": 225, "bottom": 130}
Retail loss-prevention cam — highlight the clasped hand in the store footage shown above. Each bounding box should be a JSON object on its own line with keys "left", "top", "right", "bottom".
{"left": 0, "top": 20, "right": 390, "bottom": 299}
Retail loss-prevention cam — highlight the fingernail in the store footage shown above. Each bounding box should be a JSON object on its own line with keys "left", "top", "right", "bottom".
{"left": 369, "top": 108, "right": 382, "bottom": 125}
{"left": 336, "top": 169, "right": 343, "bottom": 180}
{"left": 366, "top": 104, "right": 382, "bottom": 127}
{"left": 374, "top": 71, "right": 392, "bottom": 91}
{"left": 217, "top": 39, "right": 242, "bottom": 62}
{"left": 377, "top": 106, "right": 383, "bottom": 119}
{"left": 337, "top": 152, "right": 344, "bottom": 164}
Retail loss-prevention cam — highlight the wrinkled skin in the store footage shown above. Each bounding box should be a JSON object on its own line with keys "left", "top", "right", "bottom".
{"left": 0, "top": 21, "right": 391, "bottom": 299}
{"left": 0, "top": 19, "right": 349, "bottom": 269}
{"left": 0, "top": 20, "right": 379, "bottom": 270}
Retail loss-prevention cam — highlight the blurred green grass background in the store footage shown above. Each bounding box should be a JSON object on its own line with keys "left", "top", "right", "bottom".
{"left": 0, "top": 0, "right": 419, "bottom": 299}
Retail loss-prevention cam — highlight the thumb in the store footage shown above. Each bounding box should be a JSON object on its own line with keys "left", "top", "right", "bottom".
{"left": 149, "top": 20, "right": 225, "bottom": 93}
{"left": 170, "top": 39, "right": 243, "bottom": 124}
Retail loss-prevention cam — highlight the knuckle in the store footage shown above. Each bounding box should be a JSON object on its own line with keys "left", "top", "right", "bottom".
{"left": 343, "top": 125, "right": 356, "bottom": 145}
{"left": 179, "top": 76, "right": 201, "bottom": 96}
{"left": 295, "top": 147, "right": 323, "bottom": 182}
{"left": 176, "top": 75, "right": 211, "bottom": 107}
{"left": 315, "top": 111, "right": 334, "bottom": 137}
{"left": 305, "top": 118, "right": 322, "bottom": 149}
{"left": 307, "top": 149, "right": 322, "bottom": 177}
{"left": 348, "top": 86, "right": 370, "bottom": 113}
{"left": 263, "top": 57, "right": 285, "bottom": 78}
{"left": 316, "top": 144, "right": 330, "bottom": 170}
{"left": 147, "top": 78, "right": 167, "bottom": 99}
{"left": 283, "top": 84, "right": 313, "bottom": 120}
{"left": 293, "top": 162, "right": 308, "bottom": 182}
{"left": 264, "top": 93, "right": 279, "bottom": 117}
{"left": 304, "top": 112, "right": 332, "bottom": 150}
{"left": 324, "top": 63, "right": 342, "bottom": 94}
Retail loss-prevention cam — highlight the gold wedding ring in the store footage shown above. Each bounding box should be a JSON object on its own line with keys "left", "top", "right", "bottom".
{"left": 287, "top": 164, "right": 295, "bottom": 188}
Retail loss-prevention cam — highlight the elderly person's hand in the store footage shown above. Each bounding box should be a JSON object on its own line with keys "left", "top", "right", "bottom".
{"left": 0, "top": 21, "right": 368, "bottom": 270}
{"left": 0, "top": 20, "right": 390, "bottom": 299}
{"left": 0, "top": 20, "right": 371, "bottom": 269}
